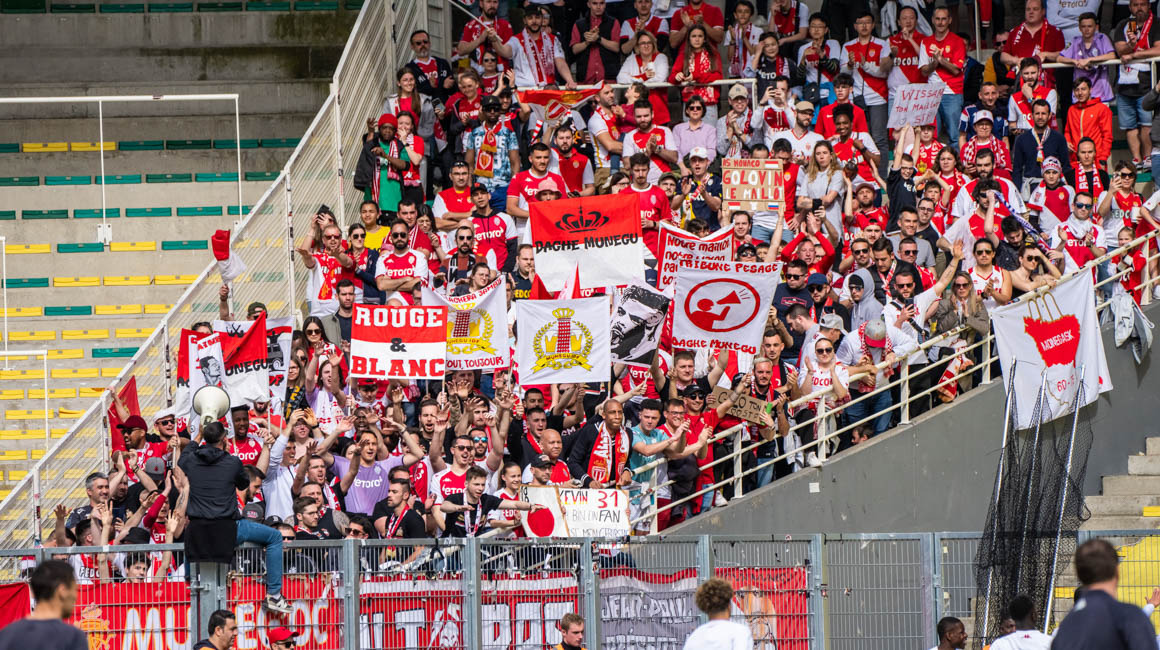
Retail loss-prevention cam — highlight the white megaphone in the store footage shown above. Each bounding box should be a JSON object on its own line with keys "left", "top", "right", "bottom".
{"left": 192, "top": 385, "right": 231, "bottom": 426}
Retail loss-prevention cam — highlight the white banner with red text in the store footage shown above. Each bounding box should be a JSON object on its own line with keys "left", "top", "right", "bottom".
{"left": 213, "top": 313, "right": 270, "bottom": 407}
{"left": 519, "top": 486, "right": 632, "bottom": 537}
{"left": 655, "top": 222, "right": 733, "bottom": 296}
{"left": 671, "top": 259, "right": 779, "bottom": 355}
{"left": 421, "top": 277, "right": 509, "bottom": 371}
{"left": 350, "top": 305, "right": 448, "bottom": 380}
{"left": 990, "top": 272, "right": 1112, "bottom": 429}
{"left": 515, "top": 297, "right": 611, "bottom": 384}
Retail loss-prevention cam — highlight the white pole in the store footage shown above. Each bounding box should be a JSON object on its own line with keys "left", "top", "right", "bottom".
{"left": 973, "top": 0, "right": 982, "bottom": 62}
{"left": 42, "top": 353, "right": 48, "bottom": 449}
{"left": 98, "top": 100, "right": 109, "bottom": 244}
{"left": 234, "top": 97, "right": 244, "bottom": 223}
{"left": 1044, "top": 367, "right": 1085, "bottom": 633}
{"left": 1015, "top": 372, "right": 1051, "bottom": 594}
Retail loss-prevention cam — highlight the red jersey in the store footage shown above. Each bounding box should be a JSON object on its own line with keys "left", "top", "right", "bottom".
{"left": 618, "top": 364, "right": 662, "bottom": 399}
{"left": 447, "top": 92, "right": 481, "bottom": 130}
{"left": 552, "top": 148, "right": 592, "bottom": 195}
{"left": 507, "top": 170, "right": 569, "bottom": 212}
{"left": 374, "top": 249, "right": 428, "bottom": 304}
{"left": 831, "top": 133, "right": 878, "bottom": 184}
{"left": 127, "top": 441, "right": 169, "bottom": 483}
{"left": 339, "top": 246, "right": 370, "bottom": 295}
{"left": 670, "top": 2, "right": 724, "bottom": 34}
{"left": 228, "top": 434, "right": 263, "bottom": 466}
{"left": 626, "top": 125, "right": 676, "bottom": 178}
{"left": 770, "top": 0, "right": 807, "bottom": 39}
{"left": 621, "top": 183, "right": 670, "bottom": 258}
{"left": 432, "top": 467, "right": 468, "bottom": 504}
{"left": 400, "top": 134, "right": 425, "bottom": 191}
{"left": 780, "top": 162, "right": 801, "bottom": 225}
{"left": 433, "top": 186, "right": 473, "bottom": 222}
{"left": 471, "top": 212, "right": 517, "bottom": 270}
{"left": 1002, "top": 22, "right": 1065, "bottom": 86}
{"left": 461, "top": 17, "right": 514, "bottom": 68}
{"left": 815, "top": 101, "right": 869, "bottom": 138}
{"left": 889, "top": 33, "right": 927, "bottom": 84}
{"left": 620, "top": 14, "right": 669, "bottom": 40}
{"left": 914, "top": 141, "right": 941, "bottom": 174}
{"left": 856, "top": 207, "right": 889, "bottom": 230}
{"left": 841, "top": 37, "right": 890, "bottom": 104}
{"left": 924, "top": 32, "right": 967, "bottom": 94}
{"left": 410, "top": 58, "right": 442, "bottom": 91}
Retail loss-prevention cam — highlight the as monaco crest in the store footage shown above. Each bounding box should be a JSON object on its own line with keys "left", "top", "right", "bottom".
{"left": 532, "top": 307, "right": 594, "bottom": 372}
{"left": 516, "top": 297, "right": 610, "bottom": 384}
{"left": 446, "top": 307, "right": 497, "bottom": 356}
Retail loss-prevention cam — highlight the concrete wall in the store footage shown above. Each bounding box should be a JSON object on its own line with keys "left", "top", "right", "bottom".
{"left": 673, "top": 300, "right": 1160, "bottom": 536}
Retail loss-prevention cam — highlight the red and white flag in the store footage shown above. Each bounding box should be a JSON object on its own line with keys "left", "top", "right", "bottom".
{"left": 517, "top": 86, "right": 601, "bottom": 126}
{"left": 211, "top": 229, "right": 247, "bottom": 283}
{"left": 515, "top": 297, "right": 611, "bottom": 384}
{"left": 350, "top": 305, "right": 448, "bottom": 380}
{"left": 265, "top": 316, "right": 294, "bottom": 412}
{"left": 530, "top": 193, "right": 644, "bottom": 292}
{"left": 671, "top": 259, "right": 779, "bottom": 356}
{"left": 213, "top": 313, "right": 270, "bottom": 407}
{"left": 421, "top": 277, "right": 509, "bottom": 371}
{"left": 991, "top": 272, "right": 1112, "bottom": 429}
{"left": 655, "top": 223, "right": 733, "bottom": 296}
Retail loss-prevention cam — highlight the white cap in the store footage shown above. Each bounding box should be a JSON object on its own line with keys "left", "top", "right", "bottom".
{"left": 689, "top": 146, "right": 710, "bottom": 160}
{"left": 973, "top": 110, "right": 995, "bottom": 125}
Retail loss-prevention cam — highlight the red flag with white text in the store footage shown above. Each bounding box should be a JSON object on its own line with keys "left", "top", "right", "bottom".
{"left": 530, "top": 193, "right": 644, "bottom": 292}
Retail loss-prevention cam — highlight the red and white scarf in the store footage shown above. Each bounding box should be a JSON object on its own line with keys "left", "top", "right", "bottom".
{"left": 1012, "top": 85, "right": 1055, "bottom": 131}
{"left": 855, "top": 321, "right": 895, "bottom": 392}
{"left": 725, "top": 108, "right": 753, "bottom": 158}
{"left": 586, "top": 423, "right": 628, "bottom": 484}
{"left": 516, "top": 30, "right": 556, "bottom": 86}
{"left": 1074, "top": 165, "right": 1104, "bottom": 196}
{"left": 385, "top": 504, "right": 410, "bottom": 538}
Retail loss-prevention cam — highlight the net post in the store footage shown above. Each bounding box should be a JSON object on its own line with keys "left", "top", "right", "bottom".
{"left": 579, "top": 538, "right": 603, "bottom": 643}
{"left": 462, "top": 537, "right": 483, "bottom": 648}
{"left": 1044, "top": 368, "right": 1086, "bottom": 633}
{"left": 733, "top": 426, "right": 744, "bottom": 499}
{"left": 342, "top": 537, "right": 360, "bottom": 650}
{"left": 980, "top": 358, "right": 1019, "bottom": 643}
{"left": 696, "top": 535, "right": 713, "bottom": 624}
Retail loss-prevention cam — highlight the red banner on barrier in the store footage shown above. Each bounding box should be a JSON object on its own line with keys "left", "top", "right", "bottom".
{"left": 0, "top": 583, "right": 29, "bottom": 630}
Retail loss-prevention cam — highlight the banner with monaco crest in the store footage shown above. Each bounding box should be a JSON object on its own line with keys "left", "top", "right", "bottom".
{"left": 421, "top": 277, "right": 508, "bottom": 371}
{"left": 515, "top": 297, "right": 610, "bottom": 384}
{"left": 529, "top": 193, "right": 644, "bottom": 292}
{"left": 990, "top": 272, "right": 1112, "bottom": 429}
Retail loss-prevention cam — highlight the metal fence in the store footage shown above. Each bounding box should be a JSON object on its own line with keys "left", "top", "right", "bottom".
{"left": 7, "top": 531, "right": 1160, "bottom": 649}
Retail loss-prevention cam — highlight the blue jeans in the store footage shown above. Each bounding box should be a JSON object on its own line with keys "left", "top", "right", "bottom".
{"left": 754, "top": 461, "right": 775, "bottom": 489}
{"left": 844, "top": 389, "right": 893, "bottom": 437}
{"left": 236, "top": 519, "right": 283, "bottom": 597}
{"left": 488, "top": 186, "right": 508, "bottom": 213}
{"left": 938, "top": 94, "right": 964, "bottom": 152}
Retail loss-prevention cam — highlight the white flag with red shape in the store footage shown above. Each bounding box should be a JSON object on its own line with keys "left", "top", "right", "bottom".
{"left": 213, "top": 312, "right": 270, "bottom": 407}
{"left": 671, "top": 259, "right": 779, "bottom": 356}
{"left": 515, "top": 297, "right": 611, "bottom": 384}
{"left": 990, "top": 272, "right": 1112, "bottom": 429}
{"left": 350, "top": 305, "right": 448, "bottom": 380}
{"left": 421, "top": 277, "right": 509, "bottom": 371}
{"left": 211, "top": 229, "right": 247, "bottom": 283}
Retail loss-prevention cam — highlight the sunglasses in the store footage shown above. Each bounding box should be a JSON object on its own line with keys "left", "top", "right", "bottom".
{"left": 1119, "top": 172, "right": 1135, "bottom": 179}
{"left": 953, "top": 282, "right": 971, "bottom": 288}
{"left": 282, "top": 536, "right": 295, "bottom": 541}
{"left": 390, "top": 232, "right": 409, "bottom": 238}
{"left": 816, "top": 347, "right": 834, "bottom": 354}
{"left": 852, "top": 248, "right": 869, "bottom": 254}
{"left": 457, "top": 235, "right": 474, "bottom": 241}
{"left": 157, "top": 419, "right": 175, "bottom": 426}
{"left": 975, "top": 249, "right": 994, "bottom": 255}
{"left": 472, "top": 436, "right": 488, "bottom": 442}
{"left": 896, "top": 282, "right": 914, "bottom": 289}
{"left": 454, "top": 445, "right": 472, "bottom": 451}
{"left": 807, "top": 284, "right": 827, "bottom": 291}
{"left": 305, "top": 328, "right": 322, "bottom": 335}
{"left": 786, "top": 273, "right": 803, "bottom": 279}
{"left": 412, "top": 38, "right": 429, "bottom": 45}
{"left": 687, "top": 105, "right": 705, "bottom": 112}
{"left": 322, "top": 234, "right": 341, "bottom": 240}
{"left": 685, "top": 393, "right": 706, "bottom": 399}
{"left": 1074, "top": 203, "right": 1092, "bottom": 210}
{"left": 351, "top": 233, "right": 366, "bottom": 240}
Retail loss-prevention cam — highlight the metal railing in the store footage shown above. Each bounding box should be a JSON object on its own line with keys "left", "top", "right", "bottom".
{"left": 630, "top": 226, "right": 1160, "bottom": 533}
{"left": 4, "top": 529, "right": 1159, "bottom": 649}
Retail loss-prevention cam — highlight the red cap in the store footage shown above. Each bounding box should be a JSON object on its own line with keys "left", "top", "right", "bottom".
{"left": 268, "top": 628, "right": 296, "bottom": 643}
{"left": 116, "top": 415, "right": 148, "bottom": 432}
{"left": 377, "top": 113, "right": 397, "bottom": 128}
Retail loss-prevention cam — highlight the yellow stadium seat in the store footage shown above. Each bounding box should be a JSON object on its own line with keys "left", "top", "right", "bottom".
{"left": 104, "top": 276, "right": 151, "bottom": 286}
{"left": 0, "top": 430, "right": 37, "bottom": 440}
{"left": 78, "top": 387, "right": 105, "bottom": 398}
{"left": 0, "top": 355, "right": 27, "bottom": 361}
{"left": 0, "top": 369, "right": 44, "bottom": 380}
{"left": 4, "top": 410, "right": 50, "bottom": 420}
{"left": 144, "top": 304, "right": 172, "bottom": 314}
{"left": 100, "top": 368, "right": 119, "bottom": 378}
{"left": 0, "top": 491, "right": 10, "bottom": 501}
{"left": 57, "top": 409, "right": 83, "bottom": 419}
{"left": 5, "top": 245, "right": 50, "bottom": 255}
{"left": 266, "top": 300, "right": 286, "bottom": 311}
{"left": 94, "top": 304, "right": 143, "bottom": 316}
{"left": 267, "top": 237, "right": 284, "bottom": 248}
{"left": 53, "top": 277, "right": 100, "bottom": 287}
{"left": 62, "top": 329, "right": 109, "bottom": 340}
{"left": 21, "top": 142, "right": 67, "bottom": 153}
{"left": 51, "top": 368, "right": 98, "bottom": 379}
{"left": 154, "top": 274, "right": 197, "bottom": 285}
{"left": 0, "top": 308, "right": 42, "bottom": 317}
{"left": 0, "top": 390, "right": 24, "bottom": 400}
{"left": 8, "top": 331, "right": 56, "bottom": 342}
{"left": 70, "top": 142, "right": 115, "bottom": 152}
{"left": 7, "top": 471, "right": 26, "bottom": 481}
{"left": 115, "top": 328, "right": 153, "bottom": 338}
{"left": 28, "top": 388, "right": 77, "bottom": 399}
{"left": 109, "top": 241, "right": 156, "bottom": 252}
{"left": 40, "top": 349, "right": 83, "bottom": 360}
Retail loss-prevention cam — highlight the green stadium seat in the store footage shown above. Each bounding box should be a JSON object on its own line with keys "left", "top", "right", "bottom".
{"left": 125, "top": 207, "right": 172, "bottom": 218}
{"left": 259, "top": 138, "right": 299, "bottom": 148}
{"left": 44, "top": 175, "right": 91, "bottom": 186}
{"left": 197, "top": 0, "right": 241, "bottom": 9}
{"left": 294, "top": 0, "right": 336, "bottom": 9}
{"left": 92, "top": 347, "right": 140, "bottom": 358}
{"left": 0, "top": 144, "right": 18, "bottom": 153}
{"left": 44, "top": 306, "right": 93, "bottom": 317}
{"left": 177, "top": 206, "right": 223, "bottom": 217}
{"left": 22, "top": 210, "right": 68, "bottom": 220}
{"left": 0, "top": 211, "right": 15, "bottom": 221}
{"left": 244, "top": 171, "right": 279, "bottom": 182}
{"left": 73, "top": 208, "right": 120, "bottom": 219}
{"left": 58, "top": 243, "right": 104, "bottom": 253}
{"left": 100, "top": 2, "right": 145, "bottom": 11}
{"left": 4, "top": 278, "right": 49, "bottom": 289}
{"left": 146, "top": 173, "right": 192, "bottom": 183}
{"left": 343, "top": 0, "right": 363, "bottom": 8}
{"left": 117, "top": 140, "right": 164, "bottom": 151}
{"left": 162, "top": 240, "right": 208, "bottom": 250}
{"left": 0, "top": 177, "right": 38, "bottom": 187}
{"left": 1, "top": 0, "right": 47, "bottom": 12}
{"left": 227, "top": 205, "right": 254, "bottom": 215}
{"left": 246, "top": 0, "right": 289, "bottom": 8}
{"left": 195, "top": 172, "right": 239, "bottom": 182}
{"left": 213, "top": 139, "right": 259, "bottom": 149}
{"left": 50, "top": 2, "right": 95, "bottom": 11}
{"left": 96, "top": 174, "right": 142, "bottom": 185}
{"left": 148, "top": 1, "right": 192, "bottom": 10}
{"left": 165, "top": 140, "right": 212, "bottom": 150}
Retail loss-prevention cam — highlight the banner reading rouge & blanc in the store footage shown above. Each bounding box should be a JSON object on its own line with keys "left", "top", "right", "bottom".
{"left": 655, "top": 223, "right": 732, "bottom": 296}
{"left": 350, "top": 305, "right": 448, "bottom": 380}
{"left": 530, "top": 192, "right": 644, "bottom": 292}
{"left": 671, "top": 259, "right": 779, "bottom": 355}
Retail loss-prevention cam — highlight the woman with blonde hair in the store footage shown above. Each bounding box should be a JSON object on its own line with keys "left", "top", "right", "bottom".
{"left": 803, "top": 140, "right": 844, "bottom": 230}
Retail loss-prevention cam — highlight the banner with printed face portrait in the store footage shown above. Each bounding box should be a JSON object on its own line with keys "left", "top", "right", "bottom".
{"left": 213, "top": 312, "right": 270, "bottom": 407}
{"left": 515, "top": 297, "right": 611, "bottom": 384}
{"left": 421, "top": 276, "right": 509, "bottom": 371}
{"left": 610, "top": 280, "right": 671, "bottom": 368}
{"left": 265, "top": 316, "right": 294, "bottom": 413}
{"left": 173, "top": 329, "right": 227, "bottom": 438}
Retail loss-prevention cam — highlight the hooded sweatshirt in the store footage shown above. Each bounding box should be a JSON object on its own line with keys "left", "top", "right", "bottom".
{"left": 848, "top": 268, "right": 885, "bottom": 330}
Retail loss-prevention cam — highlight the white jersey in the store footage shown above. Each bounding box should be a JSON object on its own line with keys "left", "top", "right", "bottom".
{"left": 968, "top": 266, "right": 1009, "bottom": 310}
{"left": 988, "top": 629, "right": 1053, "bottom": 650}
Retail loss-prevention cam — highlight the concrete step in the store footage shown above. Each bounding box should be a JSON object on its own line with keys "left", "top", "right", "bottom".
{"left": 0, "top": 246, "right": 218, "bottom": 278}
{"left": 1146, "top": 437, "right": 1160, "bottom": 456}
{"left": 0, "top": 79, "right": 329, "bottom": 119}
{"left": 1080, "top": 515, "right": 1160, "bottom": 531}
{"left": 0, "top": 148, "right": 291, "bottom": 177}
{"left": 0, "top": 12, "right": 355, "bottom": 52}
{"left": 1102, "top": 474, "right": 1160, "bottom": 495}
{"left": 5, "top": 284, "right": 196, "bottom": 306}
{"left": 0, "top": 112, "right": 314, "bottom": 144}
{"left": 1128, "top": 454, "right": 1160, "bottom": 476}
{"left": 0, "top": 180, "right": 270, "bottom": 212}
{"left": 1085, "top": 494, "right": 1160, "bottom": 516}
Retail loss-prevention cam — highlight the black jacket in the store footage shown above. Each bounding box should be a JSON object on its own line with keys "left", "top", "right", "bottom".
{"left": 566, "top": 419, "right": 629, "bottom": 487}
{"left": 573, "top": 14, "right": 619, "bottom": 82}
{"left": 179, "top": 442, "right": 248, "bottom": 520}
{"left": 353, "top": 137, "right": 380, "bottom": 193}
{"left": 404, "top": 56, "right": 454, "bottom": 102}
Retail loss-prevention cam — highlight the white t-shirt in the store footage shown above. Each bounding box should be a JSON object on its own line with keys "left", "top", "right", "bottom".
{"left": 682, "top": 619, "right": 754, "bottom": 650}
{"left": 506, "top": 31, "right": 566, "bottom": 88}
{"left": 882, "top": 286, "right": 939, "bottom": 365}
{"left": 988, "top": 630, "right": 1053, "bottom": 650}
{"left": 771, "top": 128, "right": 824, "bottom": 161}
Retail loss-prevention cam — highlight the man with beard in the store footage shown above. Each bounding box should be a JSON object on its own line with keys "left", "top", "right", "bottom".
{"left": 469, "top": 182, "right": 518, "bottom": 272}
{"left": 548, "top": 127, "right": 595, "bottom": 197}
{"left": 867, "top": 238, "right": 922, "bottom": 302}
{"left": 621, "top": 101, "right": 679, "bottom": 186}
{"left": 443, "top": 224, "right": 480, "bottom": 288}
{"left": 465, "top": 94, "right": 521, "bottom": 212}
{"left": 745, "top": 352, "right": 796, "bottom": 484}
{"left": 353, "top": 113, "right": 411, "bottom": 217}
{"left": 610, "top": 284, "right": 669, "bottom": 366}
{"left": 404, "top": 29, "right": 454, "bottom": 101}
{"left": 374, "top": 220, "right": 429, "bottom": 305}
{"left": 506, "top": 244, "right": 536, "bottom": 301}
{"left": 499, "top": 5, "right": 577, "bottom": 89}
{"left": 1012, "top": 99, "right": 1070, "bottom": 197}
{"left": 587, "top": 84, "right": 626, "bottom": 190}
{"left": 951, "top": 149, "right": 1027, "bottom": 223}
{"left": 507, "top": 142, "right": 568, "bottom": 231}
{"left": 457, "top": 0, "right": 513, "bottom": 70}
